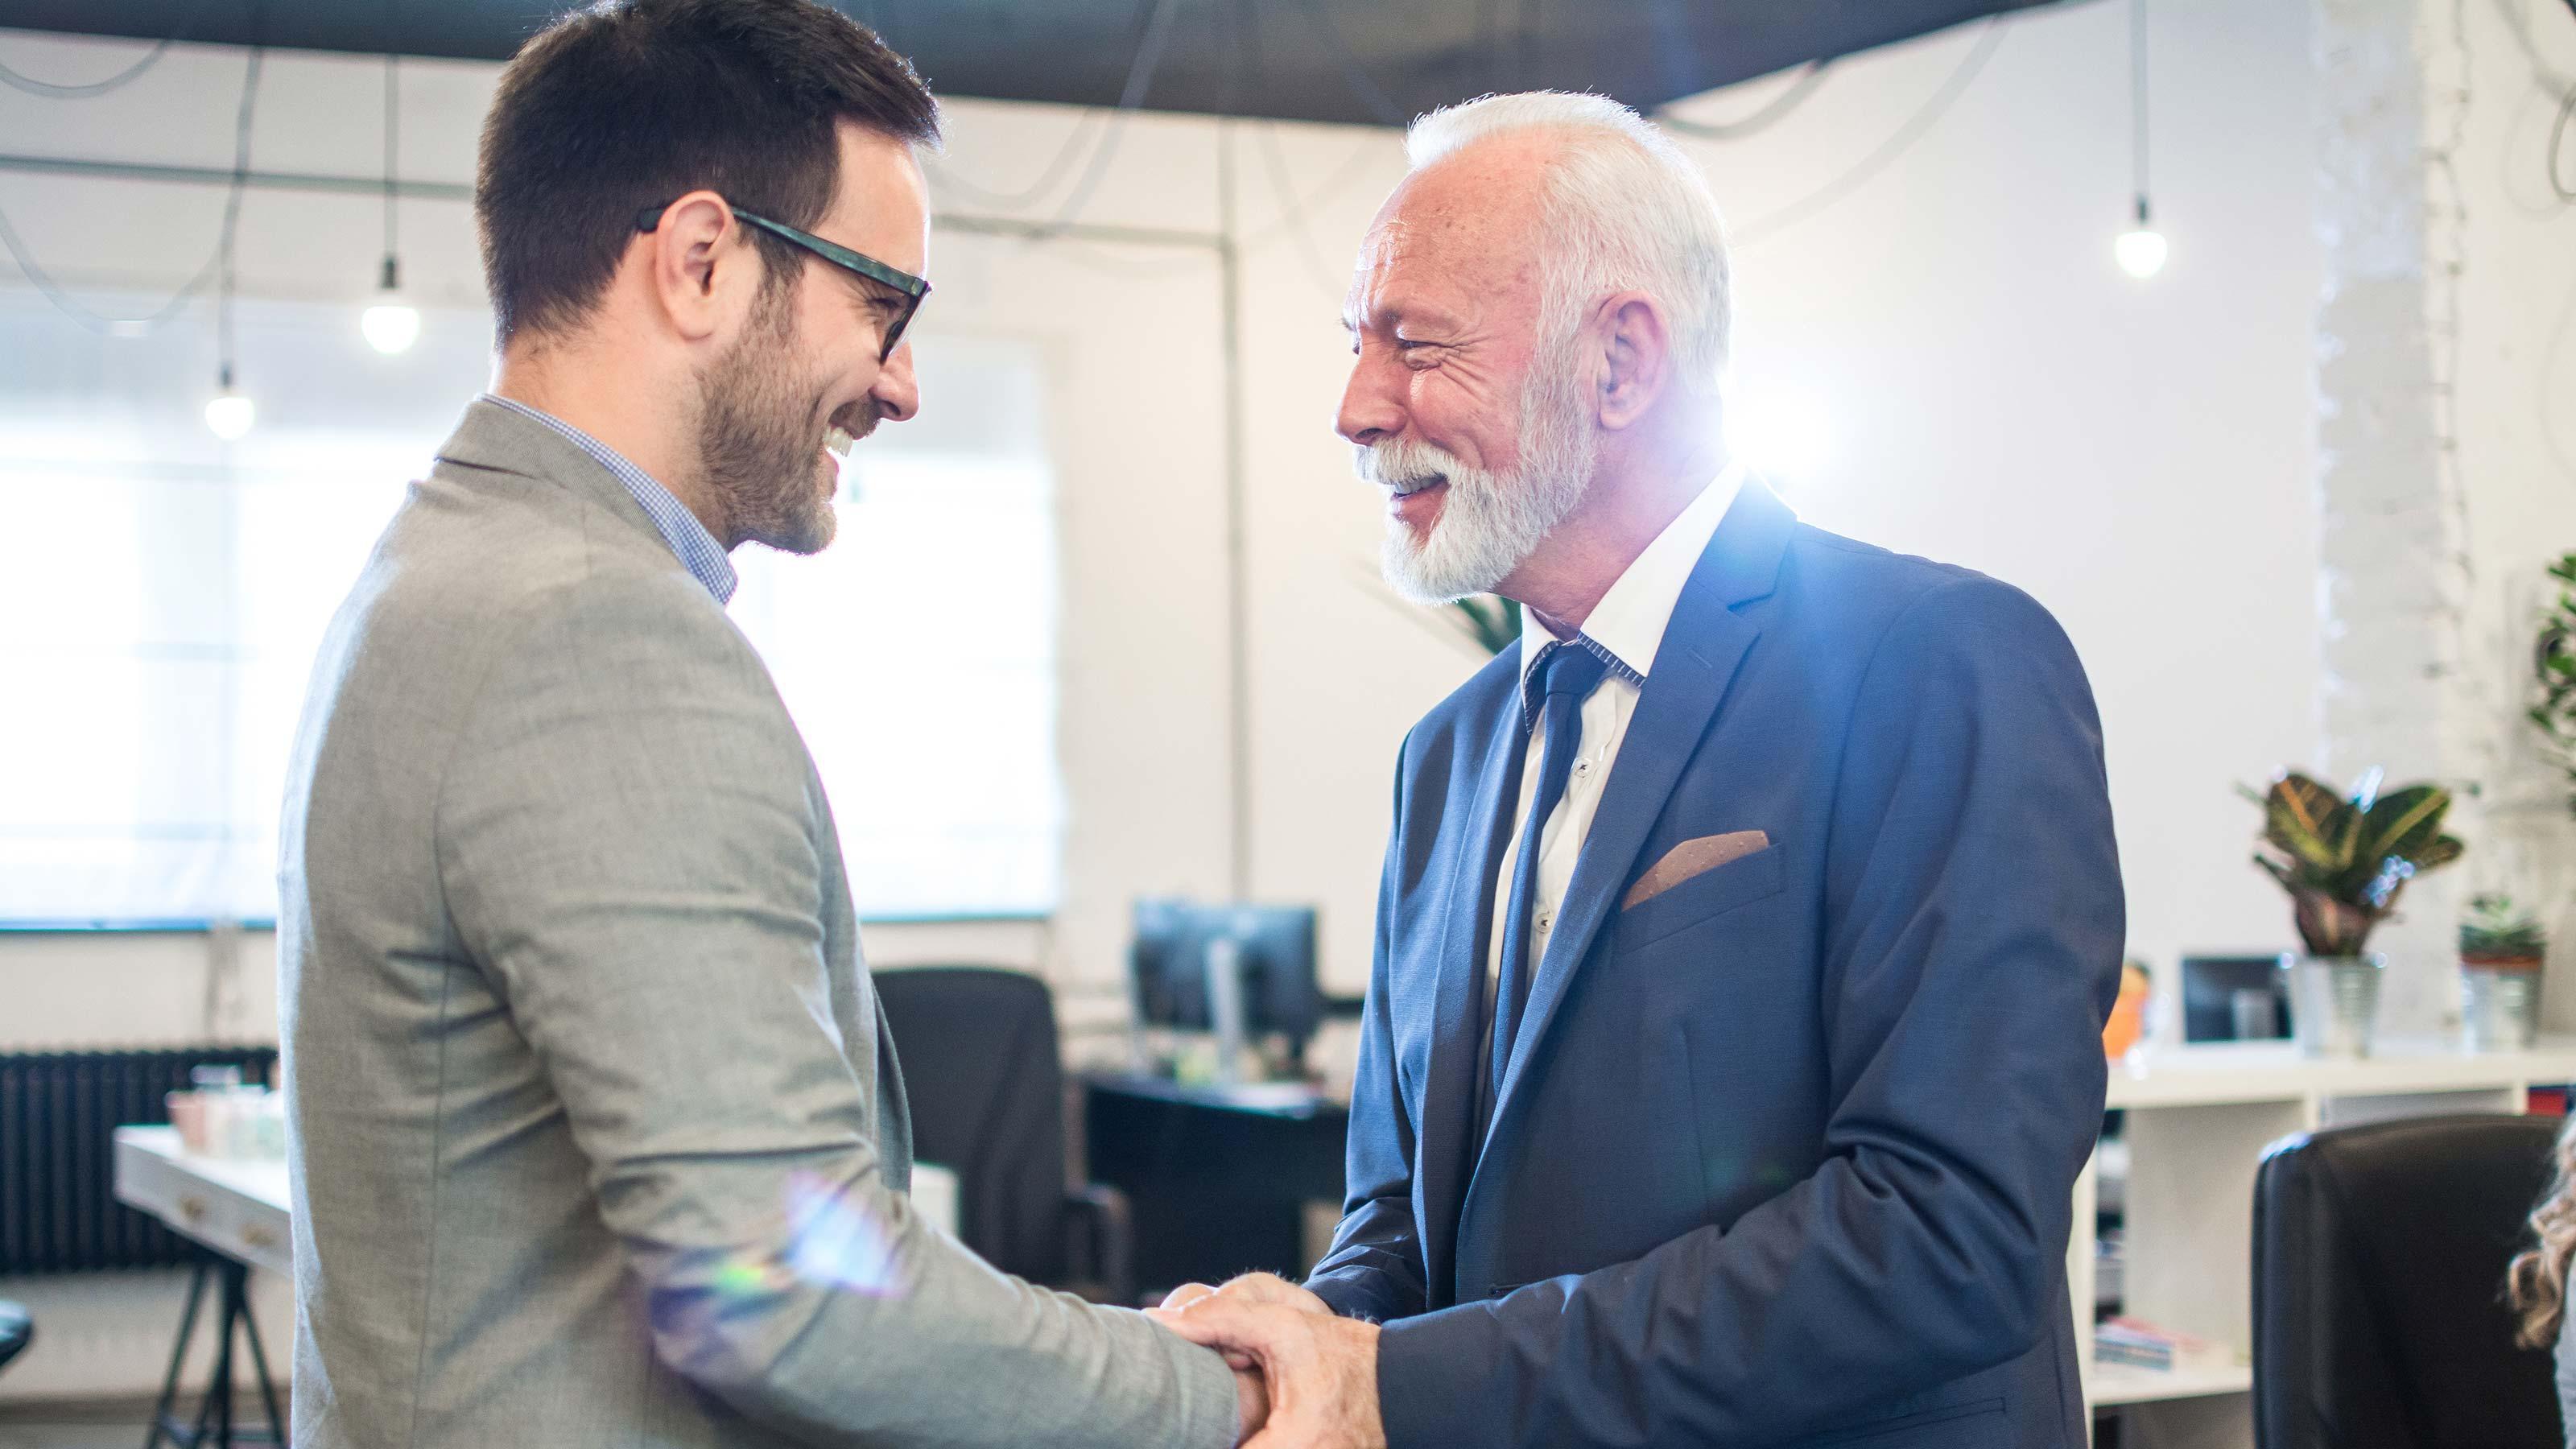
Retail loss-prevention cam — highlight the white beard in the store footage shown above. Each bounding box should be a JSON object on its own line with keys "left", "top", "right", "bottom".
{"left": 1362, "top": 349, "right": 1598, "bottom": 605}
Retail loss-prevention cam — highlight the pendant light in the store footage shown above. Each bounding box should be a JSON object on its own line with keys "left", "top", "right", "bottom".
{"left": 360, "top": 52, "right": 420, "bottom": 353}
{"left": 204, "top": 196, "right": 253, "bottom": 440}
{"left": 2114, "top": 0, "right": 2168, "bottom": 279}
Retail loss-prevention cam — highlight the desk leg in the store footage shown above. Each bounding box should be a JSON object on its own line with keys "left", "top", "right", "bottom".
{"left": 234, "top": 1265, "right": 284, "bottom": 1439}
{"left": 142, "top": 1260, "right": 211, "bottom": 1449}
{"left": 146, "top": 1257, "right": 284, "bottom": 1449}
{"left": 193, "top": 1269, "right": 233, "bottom": 1449}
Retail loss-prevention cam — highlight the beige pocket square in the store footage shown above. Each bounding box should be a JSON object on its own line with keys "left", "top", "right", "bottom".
{"left": 1624, "top": 831, "right": 1772, "bottom": 909}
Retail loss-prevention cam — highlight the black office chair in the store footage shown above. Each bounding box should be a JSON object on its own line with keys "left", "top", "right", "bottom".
{"left": 2252, "top": 1113, "right": 2563, "bottom": 1447}
{"left": 0, "top": 1299, "right": 30, "bottom": 1377}
{"left": 873, "top": 966, "right": 1137, "bottom": 1306}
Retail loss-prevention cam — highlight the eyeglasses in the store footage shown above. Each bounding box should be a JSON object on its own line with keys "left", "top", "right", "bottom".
{"left": 635, "top": 198, "right": 929, "bottom": 362}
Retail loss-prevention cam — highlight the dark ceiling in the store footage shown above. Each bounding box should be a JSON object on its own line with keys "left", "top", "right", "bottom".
{"left": 0, "top": 0, "right": 2065, "bottom": 126}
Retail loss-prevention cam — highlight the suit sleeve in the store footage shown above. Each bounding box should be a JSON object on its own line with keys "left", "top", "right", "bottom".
{"left": 1305, "top": 737, "right": 1430, "bottom": 1324}
{"left": 1369, "top": 575, "right": 2124, "bottom": 1447}
{"left": 436, "top": 575, "right": 1240, "bottom": 1449}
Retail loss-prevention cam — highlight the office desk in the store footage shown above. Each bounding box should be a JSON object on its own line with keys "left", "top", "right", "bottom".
{"left": 1080, "top": 1073, "right": 1349, "bottom": 1296}
{"left": 109, "top": 1128, "right": 964, "bottom": 1446}
{"left": 114, "top": 1128, "right": 288, "bottom": 1447}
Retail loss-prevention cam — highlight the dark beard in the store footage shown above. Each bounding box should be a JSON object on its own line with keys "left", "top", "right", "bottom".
{"left": 696, "top": 279, "right": 838, "bottom": 555}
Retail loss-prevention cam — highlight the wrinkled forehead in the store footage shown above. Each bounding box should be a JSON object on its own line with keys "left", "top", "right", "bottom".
{"left": 1346, "top": 143, "right": 1554, "bottom": 328}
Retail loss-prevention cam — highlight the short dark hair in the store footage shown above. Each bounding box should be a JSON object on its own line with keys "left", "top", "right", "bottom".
{"left": 476, "top": 0, "right": 939, "bottom": 344}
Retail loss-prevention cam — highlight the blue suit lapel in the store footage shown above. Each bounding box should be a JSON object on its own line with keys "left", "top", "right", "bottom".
{"left": 1417, "top": 685, "right": 1526, "bottom": 1309}
{"left": 1477, "top": 481, "right": 1797, "bottom": 1171}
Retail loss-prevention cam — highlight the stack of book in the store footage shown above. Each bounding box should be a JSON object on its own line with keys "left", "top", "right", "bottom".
{"left": 2095, "top": 1317, "right": 2220, "bottom": 1373}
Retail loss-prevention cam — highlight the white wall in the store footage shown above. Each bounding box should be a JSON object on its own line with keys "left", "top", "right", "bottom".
{"left": 4, "top": 0, "right": 2569, "bottom": 1047}
{"left": 2446, "top": 0, "right": 2576, "bottom": 1022}
{"left": 0, "top": 2, "right": 2318, "bottom": 1042}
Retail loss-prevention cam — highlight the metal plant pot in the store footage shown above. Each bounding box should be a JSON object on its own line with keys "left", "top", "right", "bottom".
{"left": 2279, "top": 953, "right": 2384, "bottom": 1059}
{"left": 2461, "top": 961, "right": 2542, "bottom": 1053}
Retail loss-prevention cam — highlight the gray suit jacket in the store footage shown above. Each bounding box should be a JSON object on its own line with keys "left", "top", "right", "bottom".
{"left": 278, "top": 398, "right": 1237, "bottom": 1449}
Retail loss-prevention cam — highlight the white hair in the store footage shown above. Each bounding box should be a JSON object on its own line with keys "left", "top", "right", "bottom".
{"left": 1406, "top": 92, "right": 1731, "bottom": 392}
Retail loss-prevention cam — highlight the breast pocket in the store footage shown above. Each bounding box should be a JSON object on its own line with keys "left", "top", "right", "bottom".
{"left": 1610, "top": 845, "right": 1786, "bottom": 953}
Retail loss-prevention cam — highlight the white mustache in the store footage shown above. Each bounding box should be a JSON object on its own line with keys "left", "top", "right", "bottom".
{"left": 1355, "top": 440, "right": 1463, "bottom": 496}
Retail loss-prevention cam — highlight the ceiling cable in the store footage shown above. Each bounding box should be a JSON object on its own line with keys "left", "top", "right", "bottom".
{"left": 1290, "top": 0, "right": 1406, "bottom": 126}
{"left": 1659, "top": 60, "right": 1835, "bottom": 140}
{"left": 923, "top": 110, "right": 1108, "bottom": 209}
{"left": 0, "top": 43, "right": 263, "bottom": 336}
{"left": 939, "top": 0, "right": 1183, "bottom": 243}
{"left": 1027, "top": 0, "right": 1183, "bottom": 238}
{"left": 2553, "top": 85, "right": 2576, "bottom": 202}
{"left": 0, "top": 0, "right": 220, "bottom": 99}
{"left": 1731, "top": 17, "right": 2007, "bottom": 247}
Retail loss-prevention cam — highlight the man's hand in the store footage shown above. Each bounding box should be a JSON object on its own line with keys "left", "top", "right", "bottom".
{"left": 1155, "top": 1279, "right": 1285, "bottom": 1443}
{"left": 1232, "top": 1360, "right": 1269, "bottom": 1446}
{"left": 1151, "top": 1277, "right": 1384, "bottom": 1449}
{"left": 1158, "top": 1274, "right": 1325, "bottom": 1370}
{"left": 1161, "top": 1274, "right": 1329, "bottom": 1317}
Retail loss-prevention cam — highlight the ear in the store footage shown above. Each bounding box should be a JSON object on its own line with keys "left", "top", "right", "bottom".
{"left": 642, "top": 190, "right": 760, "bottom": 345}
{"left": 1592, "top": 291, "right": 1671, "bottom": 431}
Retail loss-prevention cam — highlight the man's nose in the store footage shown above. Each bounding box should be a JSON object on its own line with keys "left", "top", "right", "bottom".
{"left": 1335, "top": 350, "right": 1405, "bottom": 447}
{"left": 871, "top": 341, "right": 921, "bottom": 424}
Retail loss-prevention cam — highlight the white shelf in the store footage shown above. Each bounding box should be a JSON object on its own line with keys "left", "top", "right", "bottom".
{"left": 2090, "top": 1356, "right": 2254, "bottom": 1406}
{"left": 2106, "top": 1036, "right": 2576, "bottom": 1109}
{"left": 2075, "top": 1034, "right": 2576, "bottom": 1445}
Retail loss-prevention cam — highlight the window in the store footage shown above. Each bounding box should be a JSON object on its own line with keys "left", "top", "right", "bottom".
{"left": 0, "top": 290, "right": 1061, "bottom": 923}
{"left": 731, "top": 338, "right": 1064, "bottom": 919}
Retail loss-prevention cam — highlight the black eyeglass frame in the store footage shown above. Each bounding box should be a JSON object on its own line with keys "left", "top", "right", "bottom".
{"left": 635, "top": 197, "right": 929, "bottom": 362}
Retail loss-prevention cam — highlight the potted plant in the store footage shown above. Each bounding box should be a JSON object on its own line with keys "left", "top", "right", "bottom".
{"left": 2460, "top": 894, "right": 2547, "bottom": 1051}
{"left": 2244, "top": 770, "right": 2465, "bottom": 1056}
{"left": 2528, "top": 552, "right": 2576, "bottom": 817}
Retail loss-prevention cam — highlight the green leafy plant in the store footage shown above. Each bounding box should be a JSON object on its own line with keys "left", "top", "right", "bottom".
{"left": 2242, "top": 770, "right": 2465, "bottom": 957}
{"left": 2461, "top": 894, "right": 2548, "bottom": 965}
{"left": 2529, "top": 552, "right": 2576, "bottom": 816}
{"left": 1445, "top": 595, "right": 1523, "bottom": 657}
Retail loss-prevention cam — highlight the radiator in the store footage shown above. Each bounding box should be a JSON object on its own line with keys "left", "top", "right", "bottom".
{"left": 0, "top": 1047, "right": 278, "bottom": 1274}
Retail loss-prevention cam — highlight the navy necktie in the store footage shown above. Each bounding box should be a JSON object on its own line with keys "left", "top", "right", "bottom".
{"left": 1487, "top": 639, "right": 1610, "bottom": 1121}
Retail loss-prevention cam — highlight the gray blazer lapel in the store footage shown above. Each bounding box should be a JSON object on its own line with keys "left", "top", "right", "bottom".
{"left": 432, "top": 398, "right": 675, "bottom": 561}
{"left": 1481, "top": 482, "right": 1797, "bottom": 1153}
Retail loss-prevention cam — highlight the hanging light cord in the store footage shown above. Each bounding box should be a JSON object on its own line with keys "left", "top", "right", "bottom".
{"left": 382, "top": 52, "right": 401, "bottom": 287}
{"left": 2132, "top": 0, "right": 2152, "bottom": 222}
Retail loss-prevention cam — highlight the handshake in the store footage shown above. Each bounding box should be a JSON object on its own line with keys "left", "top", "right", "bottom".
{"left": 1148, "top": 1274, "right": 1385, "bottom": 1449}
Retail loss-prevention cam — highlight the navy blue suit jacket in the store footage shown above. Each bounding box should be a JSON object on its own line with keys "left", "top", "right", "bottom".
{"left": 1306, "top": 482, "right": 2122, "bottom": 1448}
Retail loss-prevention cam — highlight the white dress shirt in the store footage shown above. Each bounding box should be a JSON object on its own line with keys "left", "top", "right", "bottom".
{"left": 1483, "top": 461, "right": 1748, "bottom": 1063}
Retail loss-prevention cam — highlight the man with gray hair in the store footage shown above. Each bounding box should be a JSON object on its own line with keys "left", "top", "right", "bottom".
{"left": 1154, "top": 92, "right": 2120, "bottom": 1448}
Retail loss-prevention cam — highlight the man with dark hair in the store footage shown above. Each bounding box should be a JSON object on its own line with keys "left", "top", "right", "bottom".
{"left": 278, "top": 2, "right": 1254, "bottom": 1446}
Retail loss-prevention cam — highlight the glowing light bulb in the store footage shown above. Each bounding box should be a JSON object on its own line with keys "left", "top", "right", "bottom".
{"left": 362, "top": 296, "right": 421, "bottom": 354}
{"left": 2115, "top": 227, "right": 2168, "bottom": 279}
{"left": 204, "top": 386, "right": 255, "bottom": 441}
{"left": 360, "top": 254, "right": 420, "bottom": 354}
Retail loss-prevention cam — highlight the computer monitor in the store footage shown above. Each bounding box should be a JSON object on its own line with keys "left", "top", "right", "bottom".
{"left": 1129, "top": 900, "right": 1323, "bottom": 1067}
{"left": 2181, "top": 954, "right": 2296, "bottom": 1042}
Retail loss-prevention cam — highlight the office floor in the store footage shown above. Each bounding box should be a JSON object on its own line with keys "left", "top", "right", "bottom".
{"left": 0, "top": 1395, "right": 266, "bottom": 1448}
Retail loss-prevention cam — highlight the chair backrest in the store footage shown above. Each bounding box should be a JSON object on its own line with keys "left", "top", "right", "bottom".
{"left": 873, "top": 966, "right": 1070, "bottom": 1285}
{"left": 2252, "top": 1113, "right": 2564, "bottom": 1448}
{"left": 0, "top": 1298, "right": 29, "bottom": 1375}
